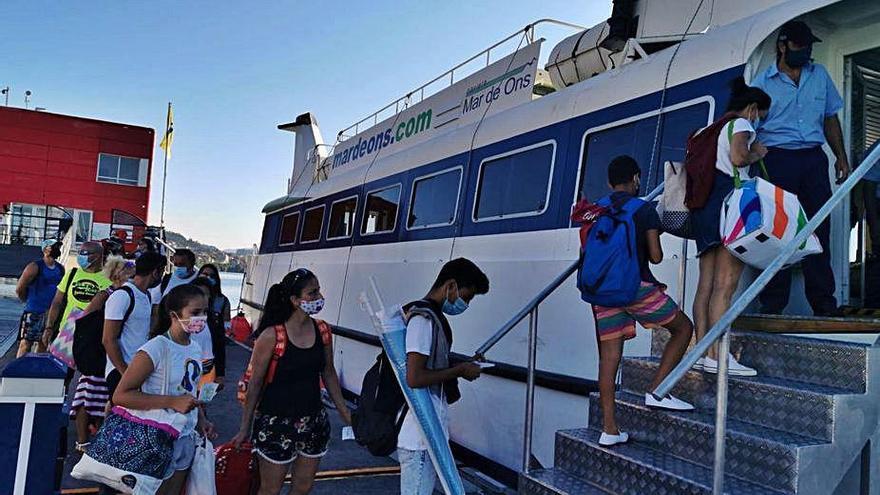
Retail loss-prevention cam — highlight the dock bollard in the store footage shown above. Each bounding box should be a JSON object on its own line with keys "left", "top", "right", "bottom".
{"left": 0, "top": 354, "right": 68, "bottom": 495}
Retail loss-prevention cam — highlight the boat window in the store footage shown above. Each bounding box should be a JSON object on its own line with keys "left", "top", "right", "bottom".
{"left": 300, "top": 206, "right": 324, "bottom": 243}
{"left": 474, "top": 142, "right": 555, "bottom": 221}
{"left": 327, "top": 196, "right": 358, "bottom": 240}
{"left": 362, "top": 185, "right": 401, "bottom": 235}
{"left": 579, "top": 102, "right": 711, "bottom": 201}
{"left": 408, "top": 168, "right": 462, "bottom": 229}
{"left": 278, "top": 212, "right": 300, "bottom": 246}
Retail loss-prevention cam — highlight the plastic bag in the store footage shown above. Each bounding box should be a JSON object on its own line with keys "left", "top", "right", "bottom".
{"left": 184, "top": 437, "right": 216, "bottom": 495}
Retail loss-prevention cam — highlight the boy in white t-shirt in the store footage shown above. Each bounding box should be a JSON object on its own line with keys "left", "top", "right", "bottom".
{"left": 103, "top": 252, "right": 166, "bottom": 401}
{"left": 398, "top": 258, "right": 489, "bottom": 495}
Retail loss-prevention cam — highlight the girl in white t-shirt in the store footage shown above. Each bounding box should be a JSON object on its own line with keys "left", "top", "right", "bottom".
{"left": 113, "top": 284, "right": 216, "bottom": 494}
{"left": 690, "top": 77, "right": 770, "bottom": 377}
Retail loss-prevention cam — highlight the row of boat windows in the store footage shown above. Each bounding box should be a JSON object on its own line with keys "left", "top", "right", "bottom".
{"left": 275, "top": 142, "right": 556, "bottom": 246}
{"left": 267, "top": 99, "right": 713, "bottom": 250}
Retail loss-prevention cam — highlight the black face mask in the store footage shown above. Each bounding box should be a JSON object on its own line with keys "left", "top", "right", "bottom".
{"left": 148, "top": 272, "right": 163, "bottom": 289}
{"left": 49, "top": 247, "right": 61, "bottom": 259}
{"left": 784, "top": 44, "right": 812, "bottom": 68}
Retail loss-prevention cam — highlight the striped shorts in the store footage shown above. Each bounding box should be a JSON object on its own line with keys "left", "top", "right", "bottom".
{"left": 69, "top": 375, "right": 110, "bottom": 418}
{"left": 593, "top": 282, "right": 679, "bottom": 342}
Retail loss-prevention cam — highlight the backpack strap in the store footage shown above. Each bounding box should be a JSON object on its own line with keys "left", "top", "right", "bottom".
{"left": 314, "top": 319, "right": 332, "bottom": 345}
{"left": 265, "top": 325, "right": 287, "bottom": 384}
{"left": 160, "top": 273, "right": 171, "bottom": 293}
{"left": 727, "top": 120, "right": 769, "bottom": 188}
{"left": 118, "top": 285, "right": 137, "bottom": 331}
{"left": 64, "top": 267, "right": 78, "bottom": 294}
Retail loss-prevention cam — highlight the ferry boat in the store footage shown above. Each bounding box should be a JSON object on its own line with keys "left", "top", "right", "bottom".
{"left": 240, "top": 0, "right": 880, "bottom": 488}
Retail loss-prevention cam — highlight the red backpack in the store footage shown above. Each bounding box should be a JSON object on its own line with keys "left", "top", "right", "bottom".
{"left": 684, "top": 112, "right": 738, "bottom": 209}
{"left": 236, "top": 320, "right": 333, "bottom": 405}
{"left": 571, "top": 198, "right": 610, "bottom": 249}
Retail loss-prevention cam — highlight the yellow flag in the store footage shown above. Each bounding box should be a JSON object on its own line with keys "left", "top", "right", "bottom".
{"left": 159, "top": 103, "right": 174, "bottom": 159}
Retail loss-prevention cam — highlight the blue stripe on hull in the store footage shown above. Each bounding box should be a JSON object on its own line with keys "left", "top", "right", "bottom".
{"left": 261, "top": 65, "right": 743, "bottom": 254}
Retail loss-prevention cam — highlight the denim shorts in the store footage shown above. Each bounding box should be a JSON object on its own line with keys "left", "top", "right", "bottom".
{"left": 398, "top": 448, "right": 437, "bottom": 495}
{"left": 164, "top": 434, "right": 197, "bottom": 478}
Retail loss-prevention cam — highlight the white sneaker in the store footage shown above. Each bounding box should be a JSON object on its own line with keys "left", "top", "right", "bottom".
{"left": 702, "top": 354, "right": 757, "bottom": 376}
{"left": 692, "top": 358, "right": 705, "bottom": 371}
{"left": 645, "top": 393, "right": 695, "bottom": 411}
{"left": 598, "top": 431, "right": 629, "bottom": 447}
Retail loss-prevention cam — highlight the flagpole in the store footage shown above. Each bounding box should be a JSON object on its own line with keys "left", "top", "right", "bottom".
{"left": 160, "top": 101, "right": 170, "bottom": 228}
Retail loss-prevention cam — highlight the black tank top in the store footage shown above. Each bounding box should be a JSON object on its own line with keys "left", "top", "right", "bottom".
{"left": 258, "top": 320, "right": 326, "bottom": 418}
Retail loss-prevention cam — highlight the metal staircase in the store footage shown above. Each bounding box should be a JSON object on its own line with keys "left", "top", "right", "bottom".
{"left": 469, "top": 143, "right": 880, "bottom": 494}
{"left": 519, "top": 329, "right": 880, "bottom": 494}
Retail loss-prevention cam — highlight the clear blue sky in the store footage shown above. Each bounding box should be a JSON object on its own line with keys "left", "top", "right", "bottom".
{"left": 2, "top": 1, "right": 609, "bottom": 249}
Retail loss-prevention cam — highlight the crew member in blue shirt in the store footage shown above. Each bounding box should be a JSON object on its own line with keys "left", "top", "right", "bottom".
{"left": 752, "top": 20, "right": 849, "bottom": 316}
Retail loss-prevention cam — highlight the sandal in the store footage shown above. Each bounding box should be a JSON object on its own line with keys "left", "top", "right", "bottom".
{"left": 75, "top": 441, "right": 90, "bottom": 453}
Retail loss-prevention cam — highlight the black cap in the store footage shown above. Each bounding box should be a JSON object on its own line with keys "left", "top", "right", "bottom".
{"left": 779, "top": 20, "right": 821, "bottom": 45}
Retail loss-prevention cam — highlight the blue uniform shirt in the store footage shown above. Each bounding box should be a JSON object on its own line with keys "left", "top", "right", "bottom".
{"left": 753, "top": 62, "right": 843, "bottom": 149}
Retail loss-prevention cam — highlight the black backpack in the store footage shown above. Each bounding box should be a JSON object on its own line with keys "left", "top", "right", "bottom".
{"left": 352, "top": 352, "right": 407, "bottom": 457}
{"left": 72, "top": 286, "right": 141, "bottom": 377}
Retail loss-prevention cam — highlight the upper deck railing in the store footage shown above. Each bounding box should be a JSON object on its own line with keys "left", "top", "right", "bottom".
{"left": 334, "top": 18, "right": 587, "bottom": 143}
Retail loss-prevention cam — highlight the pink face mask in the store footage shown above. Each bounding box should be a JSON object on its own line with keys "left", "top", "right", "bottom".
{"left": 176, "top": 314, "right": 208, "bottom": 334}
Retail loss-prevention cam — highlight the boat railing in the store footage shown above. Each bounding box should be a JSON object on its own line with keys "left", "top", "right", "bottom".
{"left": 335, "top": 18, "right": 587, "bottom": 143}
{"left": 650, "top": 145, "right": 880, "bottom": 495}
{"left": 474, "top": 182, "right": 665, "bottom": 473}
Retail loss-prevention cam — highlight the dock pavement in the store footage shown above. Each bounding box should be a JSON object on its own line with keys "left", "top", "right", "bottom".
{"left": 0, "top": 295, "right": 502, "bottom": 494}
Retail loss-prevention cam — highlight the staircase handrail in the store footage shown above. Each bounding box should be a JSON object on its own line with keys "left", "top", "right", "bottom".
{"left": 474, "top": 182, "right": 665, "bottom": 359}
{"left": 652, "top": 146, "right": 880, "bottom": 495}
{"left": 653, "top": 147, "right": 880, "bottom": 398}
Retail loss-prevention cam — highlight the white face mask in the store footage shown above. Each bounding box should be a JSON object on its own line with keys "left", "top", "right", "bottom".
{"left": 299, "top": 298, "right": 325, "bottom": 315}
{"left": 175, "top": 314, "right": 207, "bottom": 334}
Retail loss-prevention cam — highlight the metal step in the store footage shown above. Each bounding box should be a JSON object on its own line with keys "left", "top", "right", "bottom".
{"left": 555, "top": 428, "right": 788, "bottom": 495}
{"left": 730, "top": 331, "right": 869, "bottom": 393}
{"left": 519, "top": 469, "right": 613, "bottom": 495}
{"left": 587, "top": 392, "right": 821, "bottom": 493}
{"left": 621, "top": 357, "right": 846, "bottom": 441}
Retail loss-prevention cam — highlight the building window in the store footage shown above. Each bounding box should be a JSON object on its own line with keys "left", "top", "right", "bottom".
{"left": 301, "top": 206, "right": 325, "bottom": 243}
{"left": 278, "top": 212, "right": 300, "bottom": 246}
{"left": 97, "top": 153, "right": 148, "bottom": 187}
{"left": 327, "top": 196, "right": 358, "bottom": 240}
{"left": 579, "top": 101, "right": 711, "bottom": 201}
{"left": 362, "top": 185, "right": 400, "bottom": 235}
{"left": 474, "top": 142, "right": 555, "bottom": 221}
{"left": 408, "top": 168, "right": 462, "bottom": 229}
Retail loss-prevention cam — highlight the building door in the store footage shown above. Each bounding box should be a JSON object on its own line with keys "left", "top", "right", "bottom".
{"left": 73, "top": 210, "right": 93, "bottom": 245}
{"left": 846, "top": 47, "right": 880, "bottom": 308}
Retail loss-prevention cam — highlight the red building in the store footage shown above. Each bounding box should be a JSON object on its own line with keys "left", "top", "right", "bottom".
{"left": 0, "top": 106, "right": 154, "bottom": 252}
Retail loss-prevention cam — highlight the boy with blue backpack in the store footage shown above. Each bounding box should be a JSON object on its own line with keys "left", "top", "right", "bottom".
{"left": 576, "top": 155, "right": 695, "bottom": 447}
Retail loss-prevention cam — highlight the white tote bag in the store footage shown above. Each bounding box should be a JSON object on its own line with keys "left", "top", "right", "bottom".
{"left": 184, "top": 437, "right": 216, "bottom": 495}
{"left": 656, "top": 161, "right": 693, "bottom": 238}
{"left": 720, "top": 172, "right": 822, "bottom": 269}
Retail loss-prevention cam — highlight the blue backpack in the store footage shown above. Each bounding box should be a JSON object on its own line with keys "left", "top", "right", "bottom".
{"left": 577, "top": 195, "right": 644, "bottom": 306}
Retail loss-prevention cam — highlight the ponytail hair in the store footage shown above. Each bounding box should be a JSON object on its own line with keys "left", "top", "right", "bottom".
{"left": 103, "top": 255, "right": 131, "bottom": 283}
{"left": 255, "top": 268, "right": 317, "bottom": 336}
{"left": 152, "top": 284, "right": 207, "bottom": 338}
{"left": 726, "top": 76, "right": 772, "bottom": 112}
